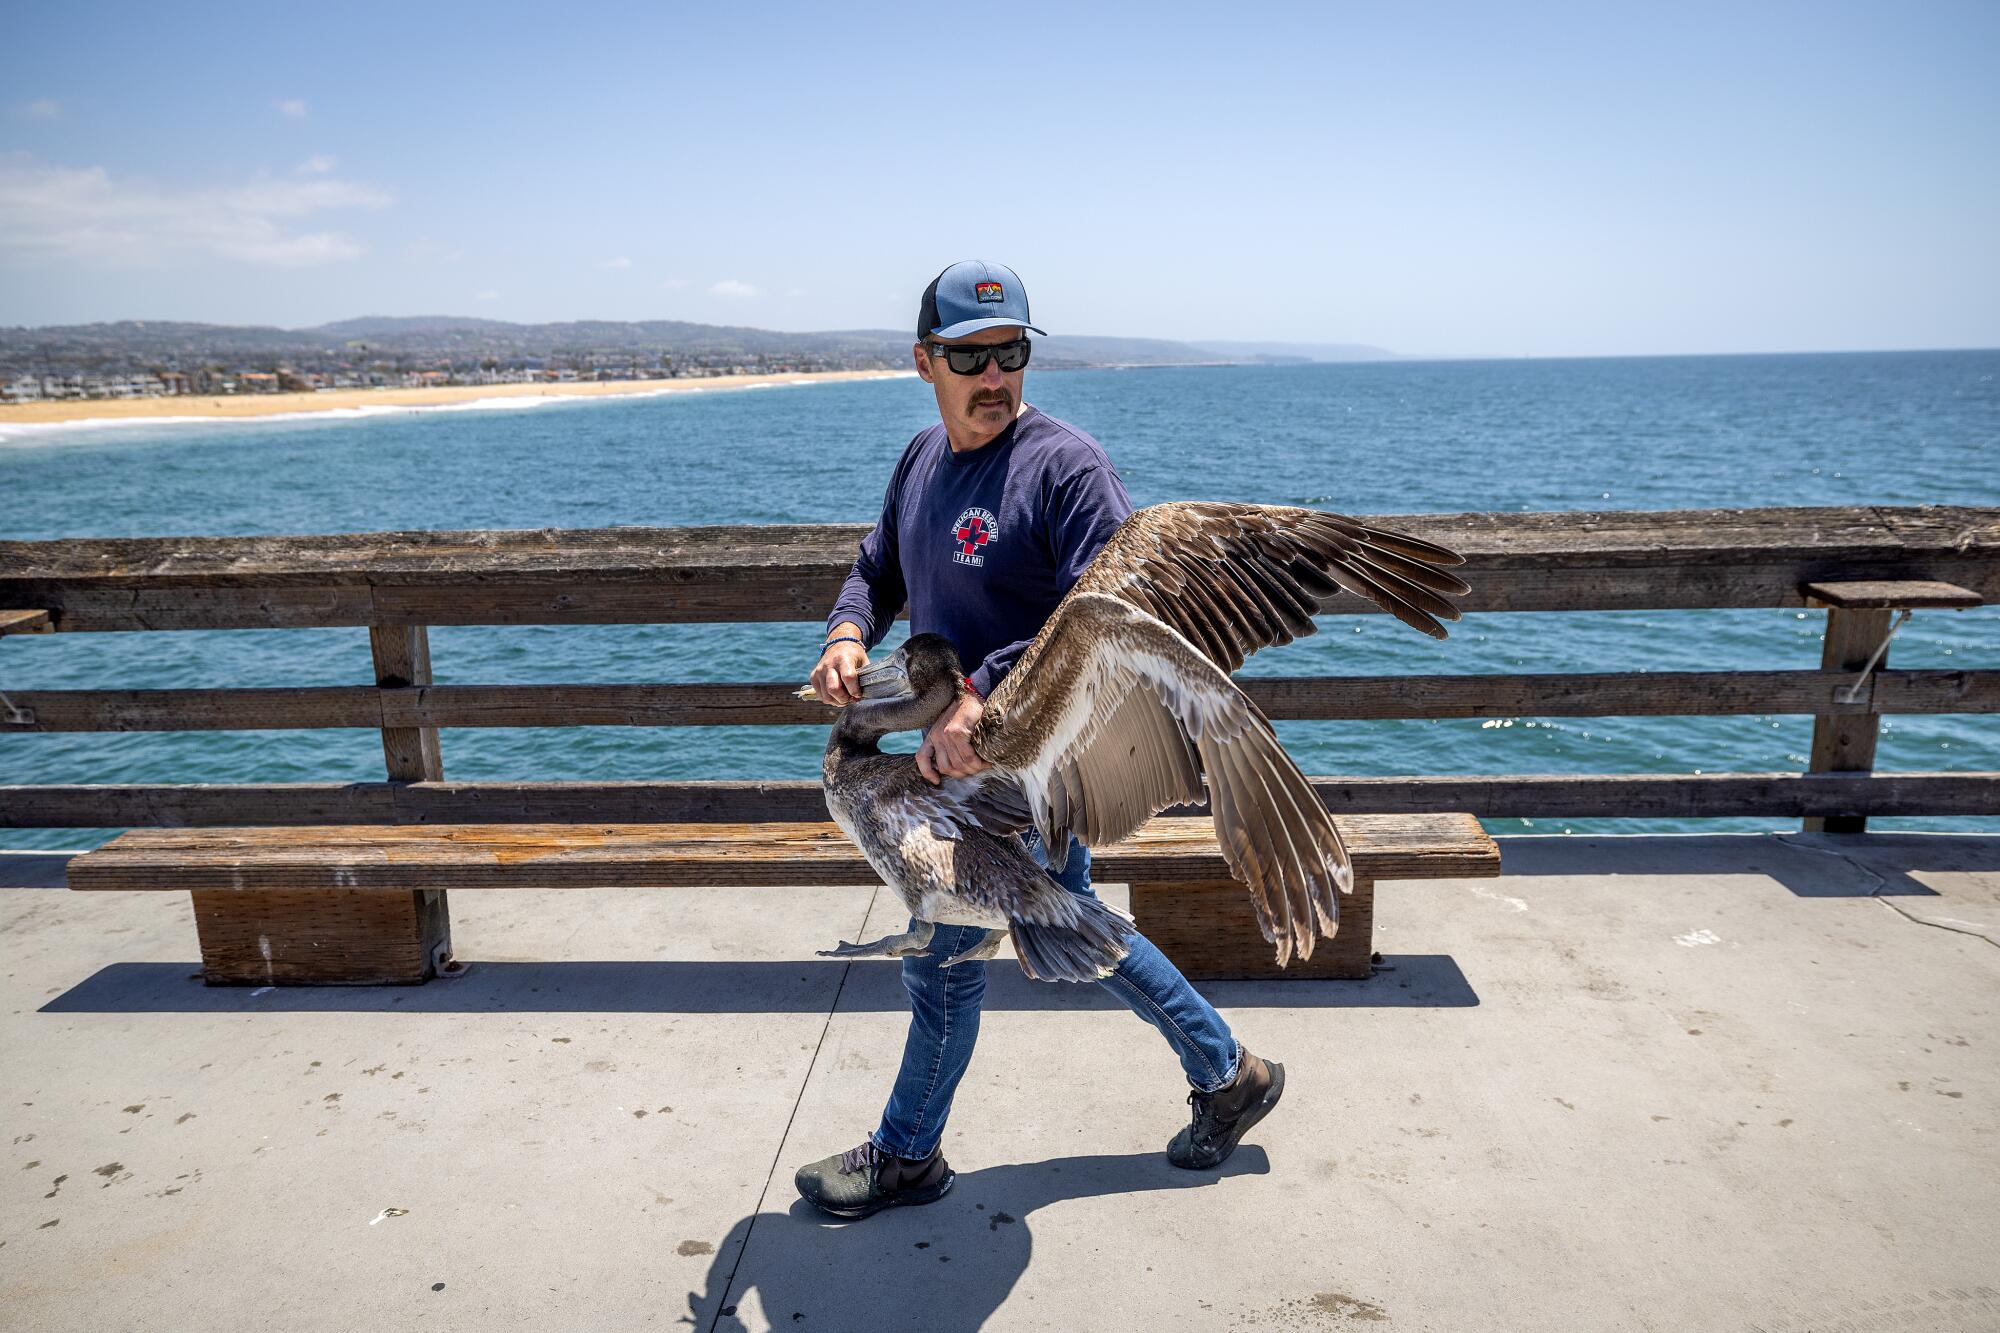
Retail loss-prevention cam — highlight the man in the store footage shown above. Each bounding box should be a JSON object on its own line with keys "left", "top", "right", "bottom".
{"left": 792, "top": 261, "right": 1284, "bottom": 1221}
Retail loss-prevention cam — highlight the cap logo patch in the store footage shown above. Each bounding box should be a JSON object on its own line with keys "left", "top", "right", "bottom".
{"left": 974, "top": 281, "right": 1005, "bottom": 304}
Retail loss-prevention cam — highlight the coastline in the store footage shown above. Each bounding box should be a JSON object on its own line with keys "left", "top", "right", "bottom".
{"left": 0, "top": 368, "right": 914, "bottom": 431}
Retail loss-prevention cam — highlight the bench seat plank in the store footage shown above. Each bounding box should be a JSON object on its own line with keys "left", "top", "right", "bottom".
{"left": 68, "top": 813, "right": 1498, "bottom": 893}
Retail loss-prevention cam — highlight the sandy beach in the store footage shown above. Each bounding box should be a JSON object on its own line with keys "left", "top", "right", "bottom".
{"left": 0, "top": 368, "right": 912, "bottom": 428}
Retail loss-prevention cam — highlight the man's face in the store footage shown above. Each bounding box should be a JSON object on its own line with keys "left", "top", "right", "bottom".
{"left": 912, "top": 325, "right": 1027, "bottom": 446}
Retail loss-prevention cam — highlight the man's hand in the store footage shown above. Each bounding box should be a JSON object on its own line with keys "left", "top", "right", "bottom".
{"left": 810, "top": 624, "right": 870, "bottom": 705}
{"left": 916, "top": 691, "right": 990, "bottom": 784}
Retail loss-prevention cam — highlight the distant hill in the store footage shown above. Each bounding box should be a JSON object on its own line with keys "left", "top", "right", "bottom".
{"left": 1190, "top": 340, "right": 1399, "bottom": 363}
{"left": 1032, "top": 334, "right": 1230, "bottom": 367}
{"left": 0, "top": 316, "right": 1387, "bottom": 376}
{"left": 312, "top": 316, "right": 912, "bottom": 361}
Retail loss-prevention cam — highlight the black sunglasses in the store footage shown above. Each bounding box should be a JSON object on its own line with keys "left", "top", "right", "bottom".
{"left": 926, "top": 337, "right": 1032, "bottom": 376}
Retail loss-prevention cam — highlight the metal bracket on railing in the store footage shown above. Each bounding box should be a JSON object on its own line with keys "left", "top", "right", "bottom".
{"left": 1836, "top": 607, "right": 1913, "bottom": 706}
{"left": 0, "top": 691, "right": 34, "bottom": 726}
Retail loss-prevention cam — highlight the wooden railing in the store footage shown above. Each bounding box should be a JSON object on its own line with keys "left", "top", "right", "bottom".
{"left": 3, "top": 504, "right": 1996, "bottom": 832}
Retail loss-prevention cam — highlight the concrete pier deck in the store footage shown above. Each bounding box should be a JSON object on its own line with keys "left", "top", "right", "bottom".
{"left": 3, "top": 832, "right": 1997, "bottom": 1332}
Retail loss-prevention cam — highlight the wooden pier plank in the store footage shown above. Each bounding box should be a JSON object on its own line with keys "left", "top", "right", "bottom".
{"left": 0, "top": 685, "right": 383, "bottom": 732}
{"left": 6, "top": 505, "right": 1995, "bottom": 630}
{"left": 5, "top": 669, "right": 1996, "bottom": 733}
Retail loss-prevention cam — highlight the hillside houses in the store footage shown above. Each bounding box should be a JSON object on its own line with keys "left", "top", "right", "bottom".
{"left": 0, "top": 354, "right": 878, "bottom": 403}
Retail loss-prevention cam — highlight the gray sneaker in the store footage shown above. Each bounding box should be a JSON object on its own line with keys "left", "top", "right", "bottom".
{"left": 1168, "top": 1050, "right": 1285, "bottom": 1170}
{"left": 794, "top": 1140, "right": 954, "bottom": 1219}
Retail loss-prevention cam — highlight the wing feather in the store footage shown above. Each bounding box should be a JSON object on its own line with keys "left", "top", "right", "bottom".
{"left": 1243, "top": 720, "right": 1344, "bottom": 934}
{"left": 1164, "top": 554, "right": 1242, "bottom": 664}
{"left": 1207, "top": 739, "right": 1294, "bottom": 960}
{"left": 1231, "top": 548, "right": 1317, "bottom": 639}
{"left": 1209, "top": 560, "right": 1282, "bottom": 642}
{"left": 1227, "top": 740, "right": 1313, "bottom": 955}
{"left": 1061, "top": 502, "right": 1471, "bottom": 672}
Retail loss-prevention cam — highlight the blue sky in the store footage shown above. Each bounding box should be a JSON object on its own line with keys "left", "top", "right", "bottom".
{"left": 2, "top": 1, "right": 1995, "bottom": 356}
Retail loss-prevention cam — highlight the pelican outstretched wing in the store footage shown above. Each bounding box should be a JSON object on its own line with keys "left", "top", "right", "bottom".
{"left": 972, "top": 592, "right": 1348, "bottom": 966}
{"left": 956, "top": 503, "right": 1471, "bottom": 965}
{"left": 1066, "top": 502, "right": 1469, "bottom": 671}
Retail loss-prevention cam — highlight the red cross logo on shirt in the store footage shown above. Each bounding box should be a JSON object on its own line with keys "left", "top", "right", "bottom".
{"left": 951, "top": 507, "right": 998, "bottom": 567}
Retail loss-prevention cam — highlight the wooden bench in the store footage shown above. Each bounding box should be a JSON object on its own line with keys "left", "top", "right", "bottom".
{"left": 66, "top": 813, "right": 1500, "bottom": 986}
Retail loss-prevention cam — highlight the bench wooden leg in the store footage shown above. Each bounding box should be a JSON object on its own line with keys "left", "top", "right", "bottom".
{"left": 190, "top": 888, "right": 455, "bottom": 986}
{"left": 1127, "top": 874, "right": 1376, "bottom": 980}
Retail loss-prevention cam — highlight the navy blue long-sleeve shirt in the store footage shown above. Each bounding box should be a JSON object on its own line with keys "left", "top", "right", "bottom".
{"left": 827, "top": 405, "right": 1134, "bottom": 699}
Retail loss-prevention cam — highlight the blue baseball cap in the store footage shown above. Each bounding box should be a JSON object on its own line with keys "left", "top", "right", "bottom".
{"left": 917, "top": 260, "right": 1047, "bottom": 340}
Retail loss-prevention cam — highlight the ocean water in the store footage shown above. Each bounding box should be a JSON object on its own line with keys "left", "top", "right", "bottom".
{"left": 2, "top": 351, "right": 1996, "bottom": 851}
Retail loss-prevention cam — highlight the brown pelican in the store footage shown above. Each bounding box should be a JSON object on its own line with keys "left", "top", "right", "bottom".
{"left": 801, "top": 502, "right": 1470, "bottom": 976}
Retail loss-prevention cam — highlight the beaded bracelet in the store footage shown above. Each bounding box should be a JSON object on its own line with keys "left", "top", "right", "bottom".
{"left": 820, "top": 634, "right": 865, "bottom": 654}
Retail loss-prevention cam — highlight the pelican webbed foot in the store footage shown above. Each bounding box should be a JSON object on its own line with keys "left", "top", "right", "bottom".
{"left": 938, "top": 928, "right": 1010, "bottom": 969}
{"left": 816, "top": 919, "right": 937, "bottom": 960}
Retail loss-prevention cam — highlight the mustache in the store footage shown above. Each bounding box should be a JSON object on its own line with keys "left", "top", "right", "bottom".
{"left": 969, "top": 390, "right": 1013, "bottom": 408}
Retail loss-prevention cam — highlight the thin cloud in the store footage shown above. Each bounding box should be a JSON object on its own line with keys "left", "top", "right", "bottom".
{"left": 17, "top": 99, "right": 61, "bottom": 120}
{"left": 276, "top": 99, "right": 308, "bottom": 119}
{"left": 710, "top": 278, "right": 758, "bottom": 299}
{"left": 0, "top": 152, "right": 391, "bottom": 268}
{"left": 599, "top": 256, "right": 632, "bottom": 270}
{"left": 474, "top": 289, "right": 500, "bottom": 301}
{"left": 404, "top": 237, "right": 465, "bottom": 264}
{"left": 661, "top": 277, "right": 689, "bottom": 290}
{"left": 296, "top": 155, "right": 338, "bottom": 175}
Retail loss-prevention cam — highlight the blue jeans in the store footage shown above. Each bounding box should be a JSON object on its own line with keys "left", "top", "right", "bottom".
{"left": 871, "top": 828, "right": 1242, "bottom": 1160}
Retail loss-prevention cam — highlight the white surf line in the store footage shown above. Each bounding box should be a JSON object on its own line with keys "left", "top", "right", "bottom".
{"left": 0, "top": 372, "right": 920, "bottom": 445}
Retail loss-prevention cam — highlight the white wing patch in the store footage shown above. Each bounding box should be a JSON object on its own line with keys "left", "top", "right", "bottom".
{"left": 1012, "top": 636, "right": 1238, "bottom": 853}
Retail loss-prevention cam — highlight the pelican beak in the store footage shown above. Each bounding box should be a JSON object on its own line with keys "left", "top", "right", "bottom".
{"left": 856, "top": 659, "right": 911, "bottom": 699}
{"left": 795, "top": 659, "right": 909, "bottom": 707}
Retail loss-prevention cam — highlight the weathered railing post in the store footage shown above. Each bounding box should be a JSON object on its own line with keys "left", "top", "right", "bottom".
{"left": 1803, "top": 604, "right": 1892, "bottom": 833}
{"left": 370, "top": 625, "right": 443, "bottom": 781}
{"left": 367, "top": 625, "right": 456, "bottom": 979}
{"left": 1801, "top": 581, "right": 1984, "bottom": 834}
